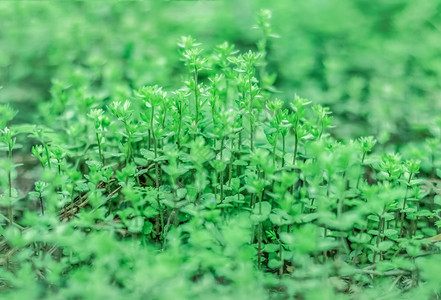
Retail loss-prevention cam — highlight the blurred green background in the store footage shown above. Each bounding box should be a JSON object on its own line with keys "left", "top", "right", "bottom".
{"left": 1, "top": 0, "right": 441, "bottom": 144}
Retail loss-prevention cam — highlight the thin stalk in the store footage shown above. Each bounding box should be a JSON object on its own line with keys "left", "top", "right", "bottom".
{"left": 381, "top": 214, "right": 386, "bottom": 261}
{"left": 43, "top": 142, "right": 51, "bottom": 169}
{"left": 356, "top": 151, "right": 366, "bottom": 189}
{"left": 237, "top": 123, "right": 243, "bottom": 177}
{"left": 151, "top": 106, "right": 164, "bottom": 240}
{"left": 257, "top": 185, "right": 264, "bottom": 269}
{"left": 213, "top": 171, "right": 218, "bottom": 199}
{"left": 154, "top": 139, "right": 163, "bottom": 240}
{"left": 249, "top": 81, "right": 254, "bottom": 152}
{"left": 162, "top": 102, "right": 167, "bottom": 129}
{"left": 290, "top": 128, "right": 299, "bottom": 196}
{"left": 272, "top": 141, "right": 277, "bottom": 167}
{"left": 194, "top": 66, "right": 199, "bottom": 127}
{"left": 400, "top": 173, "right": 413, "bottom": 237}
{"left": 410, "top": 218, "right": 417, "bottom": 238}
{"left": 123, "top": 121, "right": 133, "bottom": 164}
{"left": 224, "top": 78, "right": 229, "bottom": 106}
{"left": 337, "top": 192, "right": 344, "bottom": 219}
{"left": 318, "top": 119, "right": 324, "bottom": 139}
{"left": 228, "top": 137, "right": 234, "bottom": 186}
{"left": 292, "top": 130, "right": 298, "bottom": 166}
{"left": 282, "top": 134, "right": 286, "bottom": 168}
{"left": 220, "top": 136, "right": 225, "bottom": 204}
{"left": 290, "top": 131, "right": 299, "bottom": 195}
{"left": 177, "top": 109, "right": 182, "bottom": 149}
{"left": 57, "top": 159, "right": 61, "bottom": 174}
{"left": 372, "top": 220, "right": 381, "bottom": 263}
{"left": 278, "top": 236, "right": 283, "bottom": 278}
{"left": 250, "top": 194, "right": 255, "bottom": 209}
{"left": 259, "top": 36, "right": 267, "bottom": 87}
{"left": 7, "top": 143, "right": 13, "bottom": 225}
{"left": 323, "top": 226, "right": 328, "bottom": 262}
{"left": 309, "top": 198, "right": 315, "bottom": 213}
{"left": 39, "top": 192, "right": 44, "bottom": 215}
{"left": 96, "top": 132, "right": 104, "bottom": 165}
{"left": 373, "top": 208, "right": 385, "bottom": 263}
{"left": 211, "top": 97, "right": 217, "bottom": 127}
{"left": 150, "top": 106, "right": 155, "bottom": 142}
{"left": 352, "top": 228, "right": 366, "bottom": 265}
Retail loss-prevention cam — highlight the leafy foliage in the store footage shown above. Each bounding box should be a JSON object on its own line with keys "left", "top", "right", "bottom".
{"left": 1, "top": 2, "right": 441, "bottom": 300}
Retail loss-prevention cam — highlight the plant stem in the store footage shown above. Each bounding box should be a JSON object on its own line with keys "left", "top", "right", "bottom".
{"left": 177, "top": 109, "right": 182, "bottom": 149}
{"left": 39, "top": 192, "right": 44, "bottom": 215}
{"left": 282, "top": 134, "right": 286, "bottom": 168}
{"left": 257, "top": 184, "right": 264, "bottom": 269}
{"left": 194, "top": 66, "right": 199, "bottom": 127}
{"left": 43, "top": 142, "right": 51, "bottom": 169}
{"left": 96, "top": 132, "right": 104, "bottom": 165}
{"left": 289, "top": 128, "right": 299, "bottom": 196}
{"left": 220, "top": 136, "right": 225, "bottom": 203}
{"left": 237, "top": 122, "right": 243, "bottom": 177}
{"left": 352, "top": 228, "right": 366, "bottom": 265}
{"left": 224, "top": 78, "right": 229, "bottom": 106}
{"left": 356, "top": 151, "right": 366, "bottom": 189}
{"left": 318, "top": 119, "right": 324, "bottom": 139}
{"left": 213, "top": 171, "right": 218, "bottom": 199}
{"left": 162, "top": 101, "right": 167, "bottom": 129}
{"left": 323, "top": 226, "right": 328, "bottom": 262}
{"left": 373, "top": 208, "right": 385, "bottom": 263}
{"left": 57, "top": 159, "right": 61, "bottom": 174}
{"left": 228, "top": 137, "right": 234, "bottom": 186}
{"left": 259, "top": 35, "right": 267, "bottom": 87}
{"left": 152, "top": 106, "right": 164, "bottom": 240}
{"left": 249, "top": 80, "right": 254, "bottom": 152}
{"left": 400, "top": 173, "right": 413, "bottom": 237}
{"left": 278, "top": 235, "right": 283, "bottom": 278}
{"left": 7, "top": 143, "right": 13, "bottom": 225}
{"left": 123, "top": 121, "right": 133, "bottom": 164}
{"left": 292, "top": 130, "right": 298, "bottom": 166}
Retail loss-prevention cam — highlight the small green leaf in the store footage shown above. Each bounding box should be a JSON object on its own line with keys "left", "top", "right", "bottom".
{"left": 378, "top": 241, "right": 394, "bottom": 252}
{"left": 253, "top": 201, "right": 271, "bottom": 217}
{"left": 143, "top": 206, "right": 157, "bottom": 218}
{"left": 142, "top": 221, "right": 153, "bottom": 235}
{"left": 263, "top": 243, "right": 280, "bottom": 253}
{"left": 268, "top": 259, "right": 283, "bottom": 269}
{"left": 176, "top": 188, "right": 187, "bottom": 199}
{"left": 233, "top": 160, "right": 248, "bottom": 166}
{"left": 127, "top": 216, "right": 144, "bottom": 233}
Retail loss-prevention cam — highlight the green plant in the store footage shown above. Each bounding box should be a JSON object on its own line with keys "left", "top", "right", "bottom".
{"left": 1, "top": 6, "right": 441, "bottom": 300}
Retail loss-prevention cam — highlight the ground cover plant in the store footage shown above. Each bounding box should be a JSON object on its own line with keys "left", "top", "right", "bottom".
{"left": 1, "top": 2, "right": 441, "bottom": 300}
{"left": 2, "top": 0, "right": 441, "bottom": 142}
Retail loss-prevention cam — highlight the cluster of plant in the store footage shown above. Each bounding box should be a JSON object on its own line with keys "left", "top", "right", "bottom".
{"left": 1, "top": 6, "right": 441, "bottom": 300}
{"left": 2, "top": 1, "right": 441, "bottom": 143}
